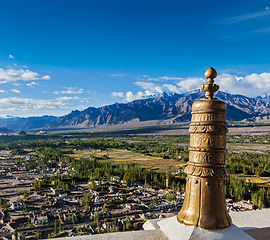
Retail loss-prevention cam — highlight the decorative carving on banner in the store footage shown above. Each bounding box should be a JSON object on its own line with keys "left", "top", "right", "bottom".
{"left": 189, "top": 151, "right": 226, "bottom": 164}
{"left": 184, "top": 165, "right": 228, "bottom": 178}
{"left": 191, "top": 113, "right": 225, "bottom": 122}
{"left": 190, "top": 135, "right": 226, "bottom": 148}
{"left": 189, "top": 124, "right": 228, "bottom": 134}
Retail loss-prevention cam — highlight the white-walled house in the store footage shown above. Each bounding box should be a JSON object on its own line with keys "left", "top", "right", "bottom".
{"left": 11, "top": 202, "right": 25, "bottom": 210}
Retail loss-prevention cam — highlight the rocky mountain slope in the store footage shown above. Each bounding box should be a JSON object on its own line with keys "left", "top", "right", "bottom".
{"left": 1, "top": 90, "right": 270, "bottom": 131}
{"left": 0, "top": 116, "right": 57, "bottom": 132}
{"left": 256, "top": 92, "right": 270, "bottom": 99}
{"left": 47, "top": 90, "right": 270, "bottom": 129}
{"left": 0, "top": 127, "right": 13, "bottom": 134}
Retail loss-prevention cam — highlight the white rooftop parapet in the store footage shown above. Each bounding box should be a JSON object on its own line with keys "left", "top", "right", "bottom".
{"left": 229, "top": 208, "right": 270, "bottom": 229}
{"left": 157, "top": 216, "right": 254, "bottom": 240}
{"left": 45, "top": 209, "right": 270, "bottom": 240}
{"left": 47, "top": 229, "right": 167, "bottom": 240}
{"left": 143, "top": 209, "right": 270, "bottom": 240}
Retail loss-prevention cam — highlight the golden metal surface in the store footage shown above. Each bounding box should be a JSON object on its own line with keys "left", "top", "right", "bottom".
{"left": 177, "top": 67, "right": 232, "bottom": 229}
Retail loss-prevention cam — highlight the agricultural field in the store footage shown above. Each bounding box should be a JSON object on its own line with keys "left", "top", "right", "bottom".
{"left": 244, "top": 176, "right": 269, "bottom": 184}
{"left": 227, "top": 143, "right": 270, "bottom": 152}
{"left": 65, "top": 148, "right": 186, "bottom": 173}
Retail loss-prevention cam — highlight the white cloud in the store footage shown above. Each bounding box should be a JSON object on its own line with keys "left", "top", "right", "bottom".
{"left": 56, "top": 96, "right": 79, "bottom": 101}
{"left": 0, "top": 90, "right": 6, "bottom": 93}
{"left": 112, "top": 80, "right": 181, "bottom": 102}
{"left": 86, "top": 90, "right": 97, "bottom": 95}
{"left": 176, "top": 73, "right": 270, "bottom": 97}
{"left": 0, "top": 97, "right": 73, "bottom": 111}
{"left": 177, "top": 77, "right": 205, "bottom": 92}
{"left": 124, "top": 90, "right": 154, "bottom": 102}
{"left": 0, "top": 68, "right": 51, "bottom": 83}
{"left": 0, "top": 113, "right": 12, "bottom": 118}
{"left": 42, "top": 75, "right": 51, "bottom": 80}
{"left": 27, "top": 82, "right": 38, "bottom": 86}
{"left": 112, "top": 72, "right": 270, "bottom": 103}
{"left": 111, "top": 92, "right": 124, "bottom": 98}
{"left": 217, "top": 72, "right": 270, "bottom": 97}
{"left": 144, "top": 78, "right": 160, "bottom": 81}
{"left": 163, "top": 84, "right": 180, "bottom": 93}
{"left": 134, "top": 82, "right": 163, "bottom": 94}
{"left": 144, "top": 76, "right": 183, "bottom": 81}
{"left": 54, "top": 87, "right": 83, "bottom": 95}
{"left": 158, "top": 76, "right": 183, "bottom": 81}
{"left": 9, "top": 55, "right": 14, "bottom": 59}
{"left": 11, "top": 89, "right": 21, "bottom": 93}
{"left": 111, "top": 90, "right": 154, "bottom": 102}
{"left": 108, "top": 73, "right": 126, "bottom": 77}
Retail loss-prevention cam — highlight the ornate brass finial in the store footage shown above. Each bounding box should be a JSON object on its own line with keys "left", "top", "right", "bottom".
{"left": 202, "top": 67, "right": 219, "bottom": 99}
{"left": 204, "top": 67, "right": 217, "bottom": 79}
{"left": 177, "top": 67, "right": 232, "bottom": 229}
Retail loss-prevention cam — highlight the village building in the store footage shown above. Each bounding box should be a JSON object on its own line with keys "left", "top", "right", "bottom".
{"left": 233, "top": 201, "right": 255, "bottom": 210}
{"left": 54, "top": 197, "right": 66, "bottom": 206}
{"left": 63, "top": 212, "right": 77, "bottom": 222}
{"left": 0, "top": 210, "right": 4, "bottom": 224}
{"left": 139, "top": 212, "right": 155, "bottom": 220}
{"left": 10, "top": 202, "right": 25, "bottom": 210}
{"left": 50, "top": 187, "right": 62, "bottom": 195}
{"left": 108, "top": 186, "right": 114, "bottom": 193}
{"left": 102, "top": 221, "right": 116, "bottom": 230}
{"left": 59, "top": 193, "right": 68, "bottom": 198}
{"left": 110, "top": 176, "right": 120, "bottom": 182}
{"left": 30, "top": 212, "right": 49, "bottom": 225}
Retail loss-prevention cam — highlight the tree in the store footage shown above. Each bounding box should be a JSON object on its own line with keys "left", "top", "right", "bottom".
{"left": 54, "top": 219, "right": 58, "bottom": 234}
{"left": 155, "top": 195, "right": 158, "bottom": 204}
{"left": 34, "top": 180, "right": 38, "bottom": 191}
{"left": 121, "top": 194, "right": 127, "bottom": 203}
{"left": 125, "top": 216, "right": 131, "bottom": 230}
{"left": 14, "top": 228, "right": 18, "bottom": 240}
{"left": 2, "top": 207, "right": 8, "bottom": 216}
{"left": 25, "top": 203, "right": 29, "bottom": 213}
{"left": 144, "top": 179, "right": 147, "bottom": 189}
{"left": 23, "top": 191, "right": 28, "bottom": 199}
{"left": 72, "top": 212, "right": 76, "bottom": 224}
{"left": 20, "top": 232, "right": 25, "bottom": 240}
{"left": 59, "top": 219, "right": 62, "bottom": 232}
{"left": 97, "top": 221, "right": 101, "bottom": 234}
{"left": 93, "top": 212, "right": 99, "bottom": 224}
{"left": 102, "top": 206, "right": 109, "bottom": 217}
{"left": 35, "top": 231, "right": 40, "bottom": 240}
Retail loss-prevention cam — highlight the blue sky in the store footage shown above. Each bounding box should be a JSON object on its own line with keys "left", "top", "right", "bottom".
{"left": 0, "top": 0, "right": 269, "bottom": 117}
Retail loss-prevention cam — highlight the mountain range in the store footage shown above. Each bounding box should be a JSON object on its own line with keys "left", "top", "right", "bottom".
{"left": 1, "top": 90, "right": 270, "bottom": 132}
